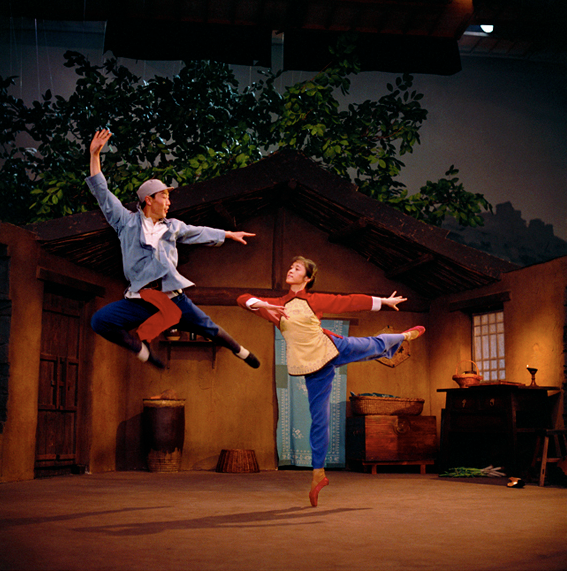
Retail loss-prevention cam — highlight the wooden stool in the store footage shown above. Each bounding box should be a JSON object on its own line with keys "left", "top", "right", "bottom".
{"left": 215, "top": 449, "right": 260, "bottom": 473}
{"left": 532, "top": 429, "right": 567, "bottom": 486}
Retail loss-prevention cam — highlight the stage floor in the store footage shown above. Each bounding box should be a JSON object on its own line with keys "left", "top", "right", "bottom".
{"left": 0, "top": 469, "right": 565, "bottom": 570}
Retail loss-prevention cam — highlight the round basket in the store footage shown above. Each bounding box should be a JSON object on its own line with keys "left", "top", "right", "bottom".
{"left": 215, "top": 449, "right": 260, "bottom": 473}
{"left": 349, "top": 395, "right": 424, "bottom": 416}
{"left": 452, "top": 360, "right": 483, "bottom": 388}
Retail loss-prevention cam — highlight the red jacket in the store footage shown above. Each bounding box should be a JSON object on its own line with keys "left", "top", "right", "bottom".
{"left": 237, "top": 289, "right": 374, "bottom": 337}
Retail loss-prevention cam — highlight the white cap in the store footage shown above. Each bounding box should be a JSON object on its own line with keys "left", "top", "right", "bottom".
{"left": 137, "top": 179, "right": 173, "bottom": 202}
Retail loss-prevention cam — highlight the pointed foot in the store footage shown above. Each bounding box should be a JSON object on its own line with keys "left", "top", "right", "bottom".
{"left": 402, "top": 326, "right": 425, "bottom": 341}
{"left": 309, "top": 477, "right": 329, "bottom": 507}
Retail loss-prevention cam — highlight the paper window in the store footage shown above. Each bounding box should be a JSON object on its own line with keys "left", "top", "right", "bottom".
{"left": 473, "top": 310, "right": 505, "bottom": 381}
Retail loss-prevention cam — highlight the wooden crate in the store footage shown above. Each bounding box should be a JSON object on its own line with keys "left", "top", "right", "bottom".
{"left": 347, "top": 415, "right": 437, "bottom": 467}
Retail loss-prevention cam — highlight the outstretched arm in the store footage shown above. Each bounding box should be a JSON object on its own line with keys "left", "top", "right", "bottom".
{"left": 90, "top": 129, "right": 112, "bottom": 176}
{"left": 225, "top": 231, "right": 256, "bottom": 245}
{"left": 304, "top": 291, "right": 407, "bottom": 316}
{"left": 86, "top": 129, "right": 130, "bottom": 231}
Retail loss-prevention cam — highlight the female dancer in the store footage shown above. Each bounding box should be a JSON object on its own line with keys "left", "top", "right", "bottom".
{"left": 237, "top": 256, "right": 425, "bottom": 507}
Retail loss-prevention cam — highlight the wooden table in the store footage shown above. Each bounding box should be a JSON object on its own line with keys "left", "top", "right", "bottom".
{"left": 438, "top": 385, "right": 556, "bottom": 475}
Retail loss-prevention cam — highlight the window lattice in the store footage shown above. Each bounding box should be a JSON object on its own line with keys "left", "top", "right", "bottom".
{"left": 473, "top": 311, "right": 505, "bottom": 381}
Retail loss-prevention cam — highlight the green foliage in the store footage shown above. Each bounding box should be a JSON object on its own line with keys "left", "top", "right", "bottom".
{"left": 0, "top": 38, "right": 491, "bottom": 227}
{"left": 404, "top": 166, "right": 492, "bottom": 228}
{"left": 273, "top": 37, "right": 428, "bottom": 203}
{"left": 0, "top": 54, "right": 273, "bottom": 223}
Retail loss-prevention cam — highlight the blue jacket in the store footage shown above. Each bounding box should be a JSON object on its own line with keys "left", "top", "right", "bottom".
{"left": 86, "top": 172, "right": 225, "bottom": 292}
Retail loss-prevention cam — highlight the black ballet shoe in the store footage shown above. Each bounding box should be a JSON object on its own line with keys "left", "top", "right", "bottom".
{"left": 143, "top": 341, "right": 165, "bottom": 369}
{"left": 244, "top": 352, "right": 260, "bottom": 369}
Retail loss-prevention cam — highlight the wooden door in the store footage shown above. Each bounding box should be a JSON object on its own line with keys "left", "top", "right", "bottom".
{"left": 35, "top": 287, "right": 85, "bottom": 476}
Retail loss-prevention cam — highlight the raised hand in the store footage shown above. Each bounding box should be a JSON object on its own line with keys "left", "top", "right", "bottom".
{"left": 89, "top": 130, "right": 112, "bottom": 176}
{"left": 90, "top": 129, "right": 112, "bottom": 156}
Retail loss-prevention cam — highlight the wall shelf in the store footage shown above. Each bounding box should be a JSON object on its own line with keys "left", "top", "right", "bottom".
{"left": 159, "top": 338, "right": 217, "bottom": 369}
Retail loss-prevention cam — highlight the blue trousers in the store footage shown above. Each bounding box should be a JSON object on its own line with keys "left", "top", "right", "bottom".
{"left": 91, "top": 293, "right": 239, "bottom": 353}
{"left": 306, "top": 333, "right": 405, "bottom": 469}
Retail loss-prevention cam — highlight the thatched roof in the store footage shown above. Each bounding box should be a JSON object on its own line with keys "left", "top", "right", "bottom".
{"left": 26, "top": 149, "right": 517, "bottom": 300}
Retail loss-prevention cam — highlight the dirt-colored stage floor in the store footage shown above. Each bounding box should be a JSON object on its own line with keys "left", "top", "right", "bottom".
{"left": 0, "top": 469, "right": 565, "bottom": 571}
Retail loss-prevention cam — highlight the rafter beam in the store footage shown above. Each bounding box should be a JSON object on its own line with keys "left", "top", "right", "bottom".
{"left": 385, "top": 253, "right": 435, "bottom": 279}
{"left": 213, "top": 203, "right": 237, "bottom": 231}
{"left": 328, "top": 218, "right": 368, "bottom": 244}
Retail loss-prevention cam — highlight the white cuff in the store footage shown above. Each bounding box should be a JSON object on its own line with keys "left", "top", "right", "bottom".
{"left": 246, "top": 297, "right": 262, "bottom": 310}
{"left": 371, "top": 297, "right": 382, "bottom": 311}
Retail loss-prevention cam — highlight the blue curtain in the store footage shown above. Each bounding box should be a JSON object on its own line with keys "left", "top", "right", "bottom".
{"left": 275, "top": 320, "right": 349, "bottom": 468}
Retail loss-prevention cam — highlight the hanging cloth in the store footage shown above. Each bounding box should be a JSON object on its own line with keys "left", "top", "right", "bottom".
{"left": 137, "top": 289, "right": 182, "bottom": 342}
{"left": 276, "top": 319, "right": 349, "bottom": 468}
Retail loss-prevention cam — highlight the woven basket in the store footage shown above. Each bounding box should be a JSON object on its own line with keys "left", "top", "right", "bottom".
{"left": 215, "top": 449, "right": 260, "bottom": 473}
{"left": 452, "top": 360, "right": 483, "bottom": 388}
{"left": 350, "top": 395, "right": 424, "bottom": 416}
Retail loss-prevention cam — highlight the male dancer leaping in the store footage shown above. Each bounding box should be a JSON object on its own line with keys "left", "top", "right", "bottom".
{"left": 87, "top": 129, "right": 260, "bottom": 369}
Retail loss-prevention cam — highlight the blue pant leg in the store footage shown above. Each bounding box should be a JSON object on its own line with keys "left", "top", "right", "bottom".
{"left": 331, "top": 333, "right": 405, "bottom": 367}
{"left": 174, "top": 293, "right": 243, "bottom": 354}
{"left": 91, "top": 298, "right": 157, "bottom": 353}
{"left": 93, "top": 293, "right": 244, "bottom": 356}
{"left": 173, "top": 293, "right": 219, "bottom": 338}
{"left": 304, "top": 333, "right": 405, "bottom": 469}
{"left": 305, "top": 364, "right": 336, "bottom": 469}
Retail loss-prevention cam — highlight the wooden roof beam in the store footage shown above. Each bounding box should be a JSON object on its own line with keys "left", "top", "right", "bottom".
{"left": 385, "top": 253, "right": 435, "bottom": 279}
{"left": 213, "top": 202, "right": 237, "bottom": 231}
{"left": 328, "top": 218, "right": 369, "bottom": 244}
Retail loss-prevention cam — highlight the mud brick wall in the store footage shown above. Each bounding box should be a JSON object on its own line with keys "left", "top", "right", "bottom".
{"left": 0, "top": 244, "right": 10, "bottom": 433}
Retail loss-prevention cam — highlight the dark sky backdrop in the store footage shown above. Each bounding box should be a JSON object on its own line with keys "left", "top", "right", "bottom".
{"left": 1, "top": 19, "right": 566, "bottom": 248}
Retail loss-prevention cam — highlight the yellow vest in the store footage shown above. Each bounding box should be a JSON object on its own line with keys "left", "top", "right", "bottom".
{"left": 280, "top": 298, "right": 339, "bottom": 376}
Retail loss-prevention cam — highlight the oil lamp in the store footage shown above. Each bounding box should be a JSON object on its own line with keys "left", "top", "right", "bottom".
{"left": 526, "top": 365, "right": 539, "bottom": 387}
